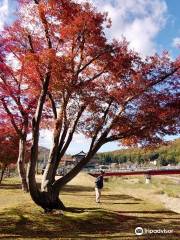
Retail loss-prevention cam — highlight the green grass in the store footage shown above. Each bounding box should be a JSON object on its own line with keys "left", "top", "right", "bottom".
{"left": 0, "top": 173, "right": 180, "bottom": 240}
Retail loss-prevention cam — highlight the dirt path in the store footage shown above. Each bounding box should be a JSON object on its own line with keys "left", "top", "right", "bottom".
{"left": 159, "top": 194, "right": 180, "bottom": 214}
{"left": 114, "top": 183, "right": 180, "bottom": 214}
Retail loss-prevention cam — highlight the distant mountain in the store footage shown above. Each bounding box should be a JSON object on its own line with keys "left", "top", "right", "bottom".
{"left": 97, "top": 139, "right": 180, "bottom": 166}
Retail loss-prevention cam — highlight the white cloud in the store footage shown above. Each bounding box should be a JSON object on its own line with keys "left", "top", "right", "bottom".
{"left": 172, "top": 37, "right": 180, "bottom": 48}
{"left": 78, "top": 0, "right": 167, "bottom": 56}
{"left": 0, "top": 0, "right": 9, "bottom": 31}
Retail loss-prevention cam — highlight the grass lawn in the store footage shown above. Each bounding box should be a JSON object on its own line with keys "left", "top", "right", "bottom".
{"left": 0, "top": 173, "right": 180, "bottom": 240}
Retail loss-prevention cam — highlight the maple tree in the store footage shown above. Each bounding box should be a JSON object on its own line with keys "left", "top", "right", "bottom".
{"left": 0, "top": 27, "right": 39, "bottom": 191}
{"left": 0, "top": 0, "right": 179, "bottom": 211}
{"left": 0, "top": 123, "right": 19, "bottom": 184}
{"left": 0, "top": 2, "right": 54, "bottom": 191}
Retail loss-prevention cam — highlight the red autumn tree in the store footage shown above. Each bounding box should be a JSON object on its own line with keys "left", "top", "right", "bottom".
{"left": 0, "top": 4, "right": 56, "bottom": 191}
{"left": 0, "top": 26, "right": 39, "bottom": 191}
{"left": 0, "top": 0, "right": 179, "bottom": 211}
{"left": 0, "top": 123, "right": 19, "bottom": 184}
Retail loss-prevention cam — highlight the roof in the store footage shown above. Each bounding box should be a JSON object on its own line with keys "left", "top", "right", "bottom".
{"left": 72, "top": 151, "right": 86, "bottom": 157}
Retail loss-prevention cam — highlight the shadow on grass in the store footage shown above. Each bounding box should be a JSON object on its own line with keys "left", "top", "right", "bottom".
{"left": 0, "top": 206, "right": 179, "bottom": 239}
{"left": 61, "top": 184, "right": 94, "bottom": 193}
{"left": 0, "top": 183, "right": 21, "bottom": 190}
{"left": 65, "top": 207, "right": 102, "bottom": 213}
{"left": 0, "top": 182, "right": 41, "bottom": 190}
{"left": 102, "top": 194, "right": 142, "bottom": 201}
{"left": 61, "top": 187, "right": 143, "bottom": 204}
{"left": 111, "top": 202, "right": 141, "bottom": 205}
{"left": 118, "top": 210, "right": 177, "bottom": 214}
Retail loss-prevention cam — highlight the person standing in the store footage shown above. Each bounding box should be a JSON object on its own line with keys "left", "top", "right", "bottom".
{"left": 95, "top": 171, "right": 104, "bottom": 203}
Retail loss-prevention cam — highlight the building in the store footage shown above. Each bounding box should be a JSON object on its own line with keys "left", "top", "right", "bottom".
{"left": 72, "top": 151, "right": 99, "bottom": 169}
{"left": 72, "top": 151, "right": 86, "bottom": 163}
{"left": 57, "top": 150, "right": 100, "bottom": 175}
{"left": 61, "top": 155, "right": 75, "bottom": 166}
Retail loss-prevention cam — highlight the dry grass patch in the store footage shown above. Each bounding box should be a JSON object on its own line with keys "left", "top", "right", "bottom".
{"left": 0, "top": 173, "right": 179, "bottom": 239}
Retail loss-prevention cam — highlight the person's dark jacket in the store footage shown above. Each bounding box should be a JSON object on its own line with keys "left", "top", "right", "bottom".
{"left": 95, "top": 175, "right": 103, "bottom": 189}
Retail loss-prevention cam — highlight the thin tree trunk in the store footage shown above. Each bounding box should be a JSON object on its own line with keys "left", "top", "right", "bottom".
{"left": 17, "top": 138, "right": 29, "bottom": 192}
{"left": 7, "top": 167, "right": 10, "bottom": 177}
{"left": 0, "top": 164, "right": 7, "bottom": 184}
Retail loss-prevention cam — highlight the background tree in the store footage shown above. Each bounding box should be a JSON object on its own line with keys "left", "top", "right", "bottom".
{"left": 0, "top": 124, "right": 19, "bottom": 184}
{"left": 0, "top": 2, "right": 56, "bottom": 191}
{"left": 0, "top": 0, "right": 179, "bottom": 211}
{"left": 0, "top": 31, "right": 36, "bottom": 191}
{"left": 97, "top": 139, "right": 180, "bottom": 166}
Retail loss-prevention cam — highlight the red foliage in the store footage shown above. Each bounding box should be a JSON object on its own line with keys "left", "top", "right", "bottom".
{"left": 0, "top": 0, "right": 179, "bottom": 151}
{"left": 0, "top": 123, "right": 19, "bottom": 167}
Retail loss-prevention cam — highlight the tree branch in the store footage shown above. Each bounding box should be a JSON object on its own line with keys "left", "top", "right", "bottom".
{"left": 0, "top": 98, "right": 22, "bottom": 137}
{"left": 34, "top": 0, "right": 40, "bottom": 5}
{"left": 76, "top": 47, "right": 112, "bottom": 76}
{"left": 37, "top": 2, "right": 52, "bottom": 49}
{"left": 47, "top": 92, "right": 57, "bottom": 119}
{"left": 102, "top": 66, "right": 180, "bottom": 141}
{"left": 89, "top": 100, "right": 113, "bottom": 151}
{"left": 57, "top": 105, "right": 86, "bottom": 159}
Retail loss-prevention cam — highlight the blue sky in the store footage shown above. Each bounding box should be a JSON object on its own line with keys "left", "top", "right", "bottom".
{"left": 155, "top": 0, "right": 180, "bottom": 58}
{"left": 0, "top": 0, "right": 179, "bottom": 153}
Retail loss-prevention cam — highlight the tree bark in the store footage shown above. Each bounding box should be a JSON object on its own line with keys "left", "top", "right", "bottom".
{"left": 27, "top": 71, "right": 53, "bottom": 211}
{"left": 0, "top": 164, "right": 7, "bottom": 184}
{"left": 41, "top": 115, "right": 63, "bottom": 191}
{"left": 17, "top": 137, "right": 29, "bottom": 192}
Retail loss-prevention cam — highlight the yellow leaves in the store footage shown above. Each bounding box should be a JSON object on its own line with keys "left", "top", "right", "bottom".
{"left": 24, "top": 49, "right": 56, "bottom": 67}
{"left": 24, "top": 53, "right": 39, "bottom": 63}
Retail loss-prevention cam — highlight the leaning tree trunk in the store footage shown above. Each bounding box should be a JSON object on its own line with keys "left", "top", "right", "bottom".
{"left": 36, "top": 141, "right": 104, "bottom": 212}
{"left": 0, "top": 164, "right": 7, "bottom": 184}
{"left": 17, "top": 137, "right": 29, "bottom": 192}
{"left": 27, "top": 69, "right": 63, "bottom": 212}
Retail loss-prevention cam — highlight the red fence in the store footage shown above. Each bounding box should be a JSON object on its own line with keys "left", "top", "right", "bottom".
{"left": 89, "top": 169, "right": 180, "bottom": 177}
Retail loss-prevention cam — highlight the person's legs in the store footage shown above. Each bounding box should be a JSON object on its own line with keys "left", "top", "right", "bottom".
{"left": 95, "top": 187, "right": 101, "bottom": 203}
{"left": 99, "top": 189, "right": 101, "bottom": 201}
{"left": 95, "top": 187, "right": 99, "bottom": 202}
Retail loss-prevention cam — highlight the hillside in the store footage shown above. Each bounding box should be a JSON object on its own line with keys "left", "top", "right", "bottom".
{"left": 97, "top": 139, "right": 180, "bottom": 166}
{"left": 37, "top": 139, "right": 180, "bottom": 167}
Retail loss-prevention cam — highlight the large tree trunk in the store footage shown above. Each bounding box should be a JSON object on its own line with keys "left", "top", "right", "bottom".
{"left": 17, "top": 138, "right": 29, "bottom": 192}
{"left": 0, "top": 164, "right": 7, "bottom": 184}
{"left": 27, "top": 70, "right": 53, "bottom": 212}
{"left": 36, "top": 189, "right": 66, "bottom": 212}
